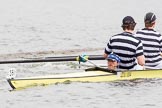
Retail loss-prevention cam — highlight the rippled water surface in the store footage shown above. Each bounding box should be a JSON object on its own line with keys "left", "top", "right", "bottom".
{"left": 1, "top": 0, "right": 162, "bottom": 108}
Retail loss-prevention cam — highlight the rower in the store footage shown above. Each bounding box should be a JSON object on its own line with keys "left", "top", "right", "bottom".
{"left": 106, "top": 53, "right": 121, "bottom": 71}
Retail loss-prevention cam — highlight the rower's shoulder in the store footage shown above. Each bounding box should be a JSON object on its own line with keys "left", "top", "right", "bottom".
{"left": 136, "top": 28, "right": 161, "bottom": 36}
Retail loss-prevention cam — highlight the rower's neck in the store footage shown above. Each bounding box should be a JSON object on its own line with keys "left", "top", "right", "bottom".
{"left": 146, "top": 26, "right": 154, "bottom": 29}
{"left": 124, "top": 29, "right": 134, "bottom": 34}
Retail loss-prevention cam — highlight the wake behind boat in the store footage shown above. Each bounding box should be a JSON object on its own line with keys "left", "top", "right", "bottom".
{"left": 7, "top": 68, "right": 162, "bottom": 90}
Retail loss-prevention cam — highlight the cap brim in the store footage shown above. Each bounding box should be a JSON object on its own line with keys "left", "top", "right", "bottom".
{"left": 107, "top": 58, "right": 116, "bottom": 61}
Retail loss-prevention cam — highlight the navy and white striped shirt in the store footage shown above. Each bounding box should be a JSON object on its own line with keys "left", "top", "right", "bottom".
{"left": 136, "top": 28, "right": 162, "bottom": 67}
{"left": 105, "top": 32, "right": 144, "bottom": 69}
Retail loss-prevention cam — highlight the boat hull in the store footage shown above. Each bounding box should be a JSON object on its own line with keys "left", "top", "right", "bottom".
{"left": 7, "top": 69, "right": 162, "bottom": 89}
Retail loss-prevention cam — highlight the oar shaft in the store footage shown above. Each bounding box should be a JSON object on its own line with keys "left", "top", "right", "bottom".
{"left": 46, "top": 55, "right": 103, "bottom": 59}
{"left": 0, "top": 55, "right": 104, "bottom": 64}
{"left": 0, "top": 58, "right": 75, "bottom": 64}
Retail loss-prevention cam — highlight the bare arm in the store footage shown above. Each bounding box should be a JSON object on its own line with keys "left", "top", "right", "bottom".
{"left": 103, "top": 53, "right": 108, "bottom": 58}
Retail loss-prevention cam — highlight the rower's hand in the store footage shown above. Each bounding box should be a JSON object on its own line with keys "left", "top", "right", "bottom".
{"left": 76, "top": 54, "right": 89, "bottom": 62}
{"left": 160, "top": 53, "right": 162, "bottom": 56}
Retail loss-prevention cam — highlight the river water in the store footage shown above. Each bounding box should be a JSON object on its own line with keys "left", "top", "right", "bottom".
{"left": 1, "top": 0, "right": 162, "bottom": 108}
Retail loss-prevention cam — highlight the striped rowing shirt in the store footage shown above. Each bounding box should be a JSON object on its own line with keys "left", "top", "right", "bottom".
{"left": 136, "top": 28, "right": 162, "bottom": 67}
{"left": 105, "top": 32, "right": 144, "bottom": 69}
